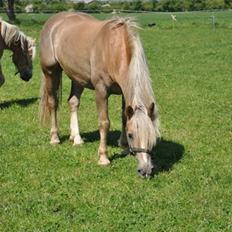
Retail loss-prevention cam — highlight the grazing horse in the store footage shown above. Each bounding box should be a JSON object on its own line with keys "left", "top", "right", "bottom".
{"left": 40, "top": 12, "right": 160, "bottom": 177}
{"left": 0, "top": 19, "right": 36, "bottom": 87}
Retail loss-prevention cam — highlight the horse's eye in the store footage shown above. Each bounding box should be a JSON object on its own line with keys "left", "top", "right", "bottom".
{"left": 128, "top": 133, "right": 133, "bottom": 140}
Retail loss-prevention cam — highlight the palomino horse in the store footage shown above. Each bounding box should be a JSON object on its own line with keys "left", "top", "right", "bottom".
{"left": 0, "top": 19, "right": 36, "bottom": 87}
{"left": 40, "top": 12, "right": 160, "bottom": 177}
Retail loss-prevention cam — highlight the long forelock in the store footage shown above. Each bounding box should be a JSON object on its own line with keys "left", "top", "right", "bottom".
{"left": 132, "top": 109, "right": 157, "bottom": 150}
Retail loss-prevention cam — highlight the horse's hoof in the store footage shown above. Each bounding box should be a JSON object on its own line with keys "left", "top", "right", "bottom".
{"left": 50, "top": 139, "right": 60, "bottom": 145}
{"left": 73, "top": 138, "right": 84, "bottom": 146}
{"left": 98, "top": 157, "right": 110, "bottom": 166}
{"left": 70, "top": 135, "right": 84, "bottom": 146}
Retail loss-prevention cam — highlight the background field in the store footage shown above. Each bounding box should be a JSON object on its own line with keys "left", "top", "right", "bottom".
{"left": 0, "top": 11, "right": 232, "bottom": 231}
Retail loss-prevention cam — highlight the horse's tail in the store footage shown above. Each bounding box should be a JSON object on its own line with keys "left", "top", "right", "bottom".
{"left": 125, "top": 18, "right": 161, "bottom": 138}
{"left": 39, "top": 71, "right": 62, "bottom": 125}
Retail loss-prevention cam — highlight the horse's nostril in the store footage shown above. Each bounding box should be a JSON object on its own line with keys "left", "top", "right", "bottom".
{"left": 137, "top": 169, "right": 145, "bottom": 177}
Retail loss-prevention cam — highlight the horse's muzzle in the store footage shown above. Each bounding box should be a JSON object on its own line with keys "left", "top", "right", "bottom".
{"left": 20, "top": 70, "right": 32, "bottom": 82}
{"left": 136, "top": 152, "right": 154, "bottom": 178}
{"left": 137, "top": 166, "right": 153, "bottom": 178}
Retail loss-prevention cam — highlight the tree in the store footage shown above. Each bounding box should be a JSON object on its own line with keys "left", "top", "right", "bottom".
{"left": 87, "top": 1, "right": 101, "bottom": 12}
{"left": 205, "top": 0, "right": 225, "bottom": 9}
{"left": 0, "top": 0, "right": 16, "bottom": 21}
{"left": 7, "top": 0, "right": 15, "bottom": 21}
{"left": 74, "top": 2, "right": 85, "bottom": 11}
{"left": 131, "top": 0, "right": 143, "bottom": 11}
{"left": 123, "top": 2, "right": 130, "bottom": 10}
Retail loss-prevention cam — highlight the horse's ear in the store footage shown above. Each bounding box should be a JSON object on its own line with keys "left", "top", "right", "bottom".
{"left": 126, "top": 105, "right": 134, "bottom": 119}
{"left": 148, "top": 102, "right": 155, "bottom": 121}
{"left": 27, "top": 37, "right": 36, "bottom": 47}
{"left": 31, "top": 38, "right": 36, "bottom": 45}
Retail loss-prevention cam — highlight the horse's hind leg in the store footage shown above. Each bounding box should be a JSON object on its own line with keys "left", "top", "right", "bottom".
{"left": 41, "top": 67, "right": 62, "bottom": 145}
{"left": 68, "top": 81, "right": 84, "bottom": 145}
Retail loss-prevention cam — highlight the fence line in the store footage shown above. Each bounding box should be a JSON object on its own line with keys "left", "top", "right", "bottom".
{"left": 0, "top": 8, "right": 231, "bottom": 14}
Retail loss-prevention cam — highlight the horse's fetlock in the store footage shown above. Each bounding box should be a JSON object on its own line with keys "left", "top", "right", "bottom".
{"left": 50, "top": 128, "right": 59, "bottom": 136}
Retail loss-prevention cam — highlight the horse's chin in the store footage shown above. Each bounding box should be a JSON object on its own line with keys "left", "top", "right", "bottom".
{"left": 20, "top": 76, "right": 31, "bottom": 82}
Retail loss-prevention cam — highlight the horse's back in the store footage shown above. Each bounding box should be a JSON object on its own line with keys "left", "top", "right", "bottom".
{"left": 40, "top": 12, "right": 98, "bottom": 69}
{"left": 40, "top": 12, "right": 133, "bottom": 92}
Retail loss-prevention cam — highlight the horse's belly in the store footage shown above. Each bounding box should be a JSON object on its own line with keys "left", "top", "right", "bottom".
{"left": 63, "top": 66, "right": 93, "bottom": 88}
{"left": 109, "top": 83, "right": 122, "bottom": 95}
{"left": 57, "top": 52, "right": 92, "bottom": 86}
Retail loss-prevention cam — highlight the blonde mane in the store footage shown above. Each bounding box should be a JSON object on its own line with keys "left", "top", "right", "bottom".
{"left": 0, "top": 20, "right": 36, "bottom": 58}
{"left": 121, "top": 18, "right": 160, "bottom": 140}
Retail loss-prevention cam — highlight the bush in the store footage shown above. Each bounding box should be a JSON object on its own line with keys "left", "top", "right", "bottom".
{"left": 73, "top": 2, "right": 85, "bottom": 11}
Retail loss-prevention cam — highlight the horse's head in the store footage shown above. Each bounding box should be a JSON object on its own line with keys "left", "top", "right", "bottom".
{"left": 12, "top": 37, "right": 36, "bottom": 82}
{"left": 126, "top": 103, "right": 159, "bottom": 178}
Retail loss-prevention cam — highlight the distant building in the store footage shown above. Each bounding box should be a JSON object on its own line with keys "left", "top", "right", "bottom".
{"left": 25, "top": 4, "right": 33, "bottom": 13}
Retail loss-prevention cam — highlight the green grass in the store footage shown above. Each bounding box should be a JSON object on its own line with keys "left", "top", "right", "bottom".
{"left": 0, "top": 11, "right": 232, "bottom": 231}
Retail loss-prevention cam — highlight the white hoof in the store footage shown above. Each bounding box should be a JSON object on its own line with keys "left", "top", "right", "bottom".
{"left": 50, "top": 138, "right": 60, "bottom": 145}
{"left": 73, "top": 137, "right": 84, "bottom": 146}
{"left": 70, "top": 135, "right": 84, "bottom": 146}
{"left": 98, "top": 157, "right": 110, "bottom": 166}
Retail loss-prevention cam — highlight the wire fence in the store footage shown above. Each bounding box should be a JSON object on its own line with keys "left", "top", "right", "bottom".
{"left": 0, "top": 7, "right": 232, "bottom": 14}
{"left": 0, "top": 8, "right": 231, "bottom": 29}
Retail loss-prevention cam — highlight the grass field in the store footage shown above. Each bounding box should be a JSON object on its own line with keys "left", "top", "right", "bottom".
{"left": 0, "top": 11, "right": 232, "bottom": 231}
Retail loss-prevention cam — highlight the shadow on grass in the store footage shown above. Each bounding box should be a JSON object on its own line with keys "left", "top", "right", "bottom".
{"left": 60, "top": 130, "right": 184, "bottom": 175}
{"left": 152, "top": 138, "right": 184, "bottom": 174}
{"left": 81, "top": 130, "right": 120, "bottom": 147}
{"left": 82, "top": 130, "right": 184, "bottom": 173}
{"left": 59, "top": 130, "right": 121, "bottom": 146}
{"left": 109, "top": 137, "right": 184, "bottom": 175}
{"left": 0, "top": 97, "right": 38, "bottom": 110}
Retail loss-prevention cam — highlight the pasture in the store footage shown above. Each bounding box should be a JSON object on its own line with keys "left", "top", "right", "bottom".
{"left": 0, "top": 11, "right": 232, "bottom": 231}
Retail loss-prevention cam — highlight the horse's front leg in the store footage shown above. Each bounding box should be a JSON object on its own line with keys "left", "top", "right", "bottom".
{"left": 118, "top": 96, "right": 128, "bottom": 148}
{"left": 0, "top": 64, "right": 5, "bottom": 87}
{"left": 68, "top": 81, "right": 84, "bottom": 145}
{"left": 95, "top": 86, "right": 110, "bottom": 166}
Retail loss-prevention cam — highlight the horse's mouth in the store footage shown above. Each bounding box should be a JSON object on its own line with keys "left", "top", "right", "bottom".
{"left": 20, "top": 75, "right": 31, "bottom": 82}
{"left": 19, "top": 70, "right": 32, "bottom": 82}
